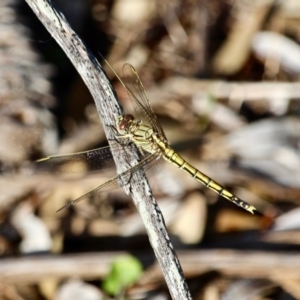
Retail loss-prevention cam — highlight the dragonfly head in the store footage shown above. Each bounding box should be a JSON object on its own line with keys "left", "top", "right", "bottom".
{"left": 117, "top": 114, "right": 135, "bottom": 134}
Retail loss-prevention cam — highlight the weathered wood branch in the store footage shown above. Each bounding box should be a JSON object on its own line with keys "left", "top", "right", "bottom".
{"left": 24, "top": 0, "right": 192, "bottom": 299}
{"left": 1, "top": 250, "right": 300, "bottom": 283}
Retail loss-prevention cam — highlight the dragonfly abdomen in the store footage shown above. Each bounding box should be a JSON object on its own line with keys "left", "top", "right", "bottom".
{"left": 162, "top": 147, "right": 212, "bottom": 184}
{"left": 162, "top": 147, "right": 256, "bottom": 214}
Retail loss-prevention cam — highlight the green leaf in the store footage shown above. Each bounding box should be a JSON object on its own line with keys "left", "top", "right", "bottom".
{"left": 102, "top": 255, "right": 143, "bottom": 296}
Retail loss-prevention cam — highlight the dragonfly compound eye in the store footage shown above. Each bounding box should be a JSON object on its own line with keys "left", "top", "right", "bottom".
{"left": 117, "top": 114, "right": 135, "bottom": 132}
{"left": 117, "top": 118, "right": 128, "bottom": 132}
{"left": 124, "top": 114, "right": 134, "bottom": 121}
{"left": 118, "top": 120, "right": 127, "bottom": 131}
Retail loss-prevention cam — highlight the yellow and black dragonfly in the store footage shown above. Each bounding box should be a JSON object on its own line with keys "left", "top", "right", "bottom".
{"left": 34, "top": 64, "right": 256, "bottom": 214}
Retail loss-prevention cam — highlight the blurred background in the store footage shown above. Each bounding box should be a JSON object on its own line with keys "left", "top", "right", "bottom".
{"left": 1, "top": 0, "right": 300, "bottom": 299}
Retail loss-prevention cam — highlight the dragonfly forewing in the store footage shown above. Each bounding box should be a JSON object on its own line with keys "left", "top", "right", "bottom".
{"left": 122, "top": 64, "right": 167, "bottom": 142}
{"left": 33, "top": 146, "right": 115, "bottom": 174}
{"left": 32, "top": 143, "right": 146, "bottom": 175}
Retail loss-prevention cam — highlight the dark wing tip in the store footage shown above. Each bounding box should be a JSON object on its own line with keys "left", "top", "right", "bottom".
{"left": 56, "top": 201, "right": 73, "bottom": 213}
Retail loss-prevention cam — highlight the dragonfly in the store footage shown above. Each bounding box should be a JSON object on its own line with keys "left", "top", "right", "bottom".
{"left": 34, "top": 63, "right": 256, "bottom": 214}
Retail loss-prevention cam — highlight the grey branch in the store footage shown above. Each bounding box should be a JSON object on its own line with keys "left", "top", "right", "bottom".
{"left": 24, "top": 0, "right": 192, "bottom": 299}
{"left": 2, "top": 250, "right": 300, "bottom": 283}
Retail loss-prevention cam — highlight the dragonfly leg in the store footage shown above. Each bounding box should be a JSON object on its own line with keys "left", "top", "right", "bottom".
{"left": 116, "top": 133, "right": 132, "bottom": 139}
{"left": 106, "top": 124, "right": 118, "bottom": 135}
{"left": 138, "top": 147, "right": 146, "bottom": 156}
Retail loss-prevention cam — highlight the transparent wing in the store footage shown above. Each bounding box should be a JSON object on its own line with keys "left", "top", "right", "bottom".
{"left": 32, "top": 146, "right": 115, "bottom": 174}
{"left": 57, "top": 153, "right": 161, "bottom": 212}
{"left": 32, "top": 144, "right": 147, "bottom": 174}
{"left": 122, "top": 64, "right": 168, "bottom": 143}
